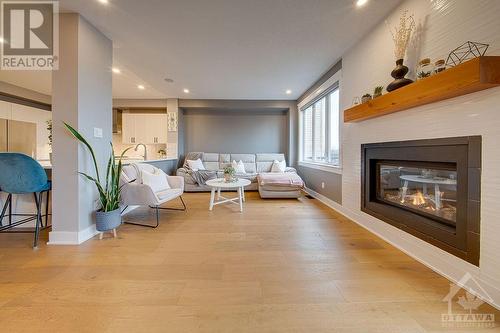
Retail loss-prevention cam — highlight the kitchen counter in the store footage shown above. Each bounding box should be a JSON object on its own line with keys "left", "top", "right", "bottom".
{"left": 120, "top": 157, "right": 177, "bottom": 165}
{"left": 38, "top": 160, "right": 52, "bottom": 169}
{"left": 36, "top": 157, "right": 177, "bottom": 169}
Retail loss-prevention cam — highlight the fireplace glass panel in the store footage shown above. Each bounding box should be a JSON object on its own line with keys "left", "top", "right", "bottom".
{"left": 377, "top": 164, "right": 457, "bottom": 224}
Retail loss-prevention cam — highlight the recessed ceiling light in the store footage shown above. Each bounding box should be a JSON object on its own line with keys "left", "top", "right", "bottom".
{"left": 138, "top": 85, "right": 145, "bottom": 90}
{"left": 286, "top": 89, "right": 292, "bottom": 95}
{"left": 98, "top": 0, "right": 109, "bottom": 4}
{"left": 112, "top": 67, "right": 121, "bottom": 74}
{"left": 356, "top": 0, "right": 368, "bottom": 7}
{"left": 183, "top": 89, "right": 190, "bottom": 93}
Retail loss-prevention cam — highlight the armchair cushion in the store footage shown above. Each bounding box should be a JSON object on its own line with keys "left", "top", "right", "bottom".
{"left": 166, "top": 175, "right": 184, "bottom": 190}
{"left": 120, "top": 163, "right": 184, "bottom": 207}
{"left": 142, "top": 169, "right": 170, "bottom": 192}
{"left": 157, "top": 188, "right": 183, "bottom": 201}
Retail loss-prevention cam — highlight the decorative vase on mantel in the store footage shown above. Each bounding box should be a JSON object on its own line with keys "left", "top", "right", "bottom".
{"left": 386, "top": 58, "right": 413, "bottom": 92}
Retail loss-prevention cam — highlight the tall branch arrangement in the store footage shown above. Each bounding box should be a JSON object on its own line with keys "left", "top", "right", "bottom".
{"left": 387, "top": 10, "right": 415, "bottom": 60}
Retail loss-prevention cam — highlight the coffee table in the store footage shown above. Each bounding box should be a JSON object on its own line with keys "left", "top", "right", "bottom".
{"left": 206, "top": 178, "right": 251, "bottom": 212}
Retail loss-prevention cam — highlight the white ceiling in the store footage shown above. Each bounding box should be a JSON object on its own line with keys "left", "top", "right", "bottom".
{"left": 0, "top": 0, "right": 401, "bottom": 100}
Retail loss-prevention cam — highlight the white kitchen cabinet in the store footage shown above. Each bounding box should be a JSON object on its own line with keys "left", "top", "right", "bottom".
{"left": 121, "top": 113, "right": 168, "bottom": 144}
{"left": 9, "top": 103, "right": 51, "bottom": 160}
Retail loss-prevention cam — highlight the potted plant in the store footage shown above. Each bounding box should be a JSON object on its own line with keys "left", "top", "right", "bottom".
{"left": 157, "top": 148, "right": 166, "bottom": 158}
{"left": 361, "top": 93, "right": 372, "bottom": 103}
{"left": 64, "top": 122, "right": 130, "bottom": 234}
{"left": 223, "top": 166, "right": 236, "bottom": 182}
{"left": 46, "top": 120, "right": 53, "bottom": 163}
{"left": 373, "top": 86, "right": 384, "bottom": 98}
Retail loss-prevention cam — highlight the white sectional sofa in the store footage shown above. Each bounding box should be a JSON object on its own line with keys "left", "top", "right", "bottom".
{"left": 176, "top": 153, "right": 302, "bottom": 198}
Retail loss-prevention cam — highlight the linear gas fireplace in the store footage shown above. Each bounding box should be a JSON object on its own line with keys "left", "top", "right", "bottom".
{"left": 361, "top": 137, "right": 481, "bottom": 265}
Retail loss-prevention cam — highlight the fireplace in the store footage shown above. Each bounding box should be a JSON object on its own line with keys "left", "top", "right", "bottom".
{"left": 361, "top": 136, "right": 481, "bottom": 265}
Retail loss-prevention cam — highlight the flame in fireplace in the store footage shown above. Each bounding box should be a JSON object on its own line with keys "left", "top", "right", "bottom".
{"left": 412, "top": 191, "right": 426, "bottom": 206}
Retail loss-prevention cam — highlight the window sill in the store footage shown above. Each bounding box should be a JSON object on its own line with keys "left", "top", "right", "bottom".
{"left": 298, "top": 161, "right": 342, "bottom": 174}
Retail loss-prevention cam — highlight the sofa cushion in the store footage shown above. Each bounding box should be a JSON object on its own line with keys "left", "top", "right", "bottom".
{"left": 186, "top": 158, "right": 206, "bottom": 171}
{"left": 232, "top": 160, "right": 246, "bottom": 173}
{"left": 219, "top": 153, "right": 230, "bottom": 163}
{"left": 256, "top": 153, "right": 285, "bottom": 173}
{"left": 201, "top": 153, "right": 220, "bottom": 171}
{"left": 231, "top": 154, "right": 256, "bottom": 173}
{"left": 236, "top": 172, "right": 258, "bottom": 182}
{"left": 271, "top": 160, "right": 287, "bottom": 173}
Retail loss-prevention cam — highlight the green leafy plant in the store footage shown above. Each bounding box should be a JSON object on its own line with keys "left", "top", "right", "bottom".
{"left": 46, "top": 120, "right": 53, "bottom": 148}
{"left": 64, "top": 122, "right": 131, "bottom": 212}
{"left": 223, "top": 166, "right": 235, "bottom": 176}
{"left": 373, "top": 86, "right": 384, "bottom": 97}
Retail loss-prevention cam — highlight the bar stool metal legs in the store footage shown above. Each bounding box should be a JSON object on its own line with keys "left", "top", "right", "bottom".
{"left": 0, "top": 192, "right": 47, "bottom": 248}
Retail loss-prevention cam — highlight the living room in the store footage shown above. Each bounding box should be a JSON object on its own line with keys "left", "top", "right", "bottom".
{"left": 1, "top": 0, "right": 500, "bottom": 331}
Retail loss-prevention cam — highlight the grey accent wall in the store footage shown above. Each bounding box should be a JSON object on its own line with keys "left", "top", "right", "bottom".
{"left": 295, "top": 60, "right": 343, "bottom": 204}
{"left": 178, "top": 99, "right": 297, "bottom": 166}
{"left": 182, "top": 109, "right": 287, "bottom": 156}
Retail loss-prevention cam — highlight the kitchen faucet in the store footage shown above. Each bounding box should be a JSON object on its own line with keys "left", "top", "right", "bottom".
{"left": 134, "top": 143, "right": 147, "bottom": 160}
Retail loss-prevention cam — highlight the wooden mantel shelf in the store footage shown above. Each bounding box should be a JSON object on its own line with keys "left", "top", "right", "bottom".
{"left": 344, "top": 56, "right": 500, "bottom": 122}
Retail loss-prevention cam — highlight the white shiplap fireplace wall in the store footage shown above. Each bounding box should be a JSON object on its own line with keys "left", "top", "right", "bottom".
{"left": 337, "top": 0, "right": 500, "bottom": 307}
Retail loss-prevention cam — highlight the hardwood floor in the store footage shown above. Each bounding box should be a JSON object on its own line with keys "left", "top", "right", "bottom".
{"left": 1, "top": 192, "right": 499, "bottom": 332}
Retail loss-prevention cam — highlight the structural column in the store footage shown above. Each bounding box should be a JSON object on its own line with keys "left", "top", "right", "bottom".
{"left": 49, "top": 14, "right": 112, "bottom": 244}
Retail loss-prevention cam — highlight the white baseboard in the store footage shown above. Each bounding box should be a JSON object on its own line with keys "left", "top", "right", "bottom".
{"left": 47, "top": 224, "right": 98, "bottom": 245}
{"left": 303, "top": 187, "right": 500, "bottom": 310}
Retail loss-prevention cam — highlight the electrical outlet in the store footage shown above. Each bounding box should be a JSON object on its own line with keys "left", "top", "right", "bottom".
{"left": 93, "top": 127, "right": 103, "bottom": 138}
{"left": 321, "top": 182, "right": 325, "bottom": 189}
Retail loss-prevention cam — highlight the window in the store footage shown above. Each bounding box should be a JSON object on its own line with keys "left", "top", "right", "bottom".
{"left": 300, "top": 84, "right": 340, "bottom": 168}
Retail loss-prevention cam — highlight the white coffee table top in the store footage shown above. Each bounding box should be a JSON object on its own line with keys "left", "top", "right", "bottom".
{"left": 206, "top": 178, "right": 251, "bottom": 188}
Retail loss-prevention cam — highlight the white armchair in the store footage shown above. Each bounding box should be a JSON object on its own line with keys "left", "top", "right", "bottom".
{"left": 120, "top": 163, "right": 186, "bottom": 228}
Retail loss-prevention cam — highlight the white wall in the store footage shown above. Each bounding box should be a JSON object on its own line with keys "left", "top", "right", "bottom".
{"left": 338, "top": 0, "right": 500, "bottom": 307}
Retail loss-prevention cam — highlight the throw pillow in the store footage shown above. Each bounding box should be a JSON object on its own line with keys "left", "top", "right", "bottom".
{"left": 232, "top": 160, "right": 246, "bottom": 174}
{"left": 141, "top": 168, "right": 170, "bottom": 193}
{"left": 186, "top": 158, "right": 206, "bottom": 171}
{"left": 271, "top": 160, "right": 286, "bottom": 173}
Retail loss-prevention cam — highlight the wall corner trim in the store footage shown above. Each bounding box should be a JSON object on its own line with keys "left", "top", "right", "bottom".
{"left": 47, "top": 224, "right": 98, "bottom": 245}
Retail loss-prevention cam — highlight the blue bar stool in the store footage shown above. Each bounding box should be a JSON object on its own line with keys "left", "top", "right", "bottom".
{"left": 0, "top": 153, "right": 52, "bottom": 248}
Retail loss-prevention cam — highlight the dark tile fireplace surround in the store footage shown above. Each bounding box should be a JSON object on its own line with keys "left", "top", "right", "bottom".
{"left": 361, "top": 136, "right": 481, "bottom": 266}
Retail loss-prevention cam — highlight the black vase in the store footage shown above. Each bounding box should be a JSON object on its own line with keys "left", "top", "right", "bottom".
{"left": 386, "top": 58, "right": 413, "bottom": 92}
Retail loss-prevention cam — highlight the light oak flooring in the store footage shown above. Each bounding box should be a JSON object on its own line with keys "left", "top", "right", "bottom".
{"left": 0, "top": 192, "right": 499, "bottom": 332}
